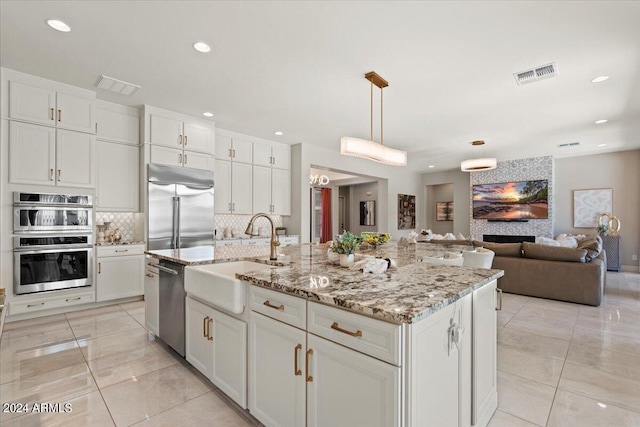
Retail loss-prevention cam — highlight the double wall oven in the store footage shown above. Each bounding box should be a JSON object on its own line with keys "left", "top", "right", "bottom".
{"left": 13, "top": 192, "right": 93, "bottom": 295}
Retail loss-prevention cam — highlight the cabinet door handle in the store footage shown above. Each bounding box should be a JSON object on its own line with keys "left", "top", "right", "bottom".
{"left": 228, "top": 148, "right": 232, "bottom": 158}
{"left": 27, "top": 302, "right": 46, "bottom": 308}
{"left": 330, "top": 322, "right": 362, "bottom": 337}
{"left": 272, "top": 156, "right": 276, "bottom": 165}
{"left": 184, "top": 135, "right": 188, "bottom": 146}
{"left": 65, "top": 297, "right": 82, "bottom": 302}
{"left": 184, "top": 154, "right": 187, "bottom": 164}
{"left": 179, "top": 153, "right": 183, "bottom": 164}
{"left": 179, "top": 134, "right": 183, "bottom": 145}
{"left": 49, "top": 168, "right": 54, "bottom": 181}
{"left": 305, "top": 349, "right": 313, "bottom": 382}
{"left": 294, "top": 344, "right": 302, "bottom": 376}
{"left": 57, "top": 109, "right": 62, "bottom": 122}
{"left": 145, "top": 273, "right": 154, "bottom": 278}
{"left": 232, "top": 202, "right": 235, "bottom": 211}
{"left": 232, "top": 149, "right": 236, "bottom": 158}
{"left": 57, "top": 169, "right": 61, "bottom": 181}
{"left": 50, "top": 108, "right": 54, "bottom": 121}
{"left": 228, "top": 203, "right": 231, "bottom": 212}
{"left": 263, "top": 300, "right": 284, "bottom": 311}
{"left": 98, "top": 262, "right": 101, "bottom": 274}
{"left": 203, "top": 316, "right": 209, "bottom": 338}
{"left": 496, "top": 288, "right": 503, "bottom": 311}
{"left": 207, "top": 318, "right": 213, "bottom": 340}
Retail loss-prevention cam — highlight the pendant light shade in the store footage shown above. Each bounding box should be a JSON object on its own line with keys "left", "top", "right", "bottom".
{"left": 460, "top": 157, "right": 497, "bottom": 172}
{"left": 461, "top": 140, "right": 497, "bottom": 172}
{"left": 341, "top": 137, "right": 407, "bottom": 166}
{"left": 341, "top": 71, "right": 407, "bottom": 166}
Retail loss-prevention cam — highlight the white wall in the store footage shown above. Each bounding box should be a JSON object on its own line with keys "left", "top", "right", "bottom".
{"left": 555, "top": 150, "right": 640, "bottom": 270}
{"left": 422, "top": 169, "right": 470, "bottom": 236}
{"left": 428, "top": 183, "right": 454, "bottom": 235}
{"left": 289, "top": 143, "right": 423, "bottom": 243}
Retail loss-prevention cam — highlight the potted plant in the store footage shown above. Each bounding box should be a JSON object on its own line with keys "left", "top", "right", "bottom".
{"left": 330, "top": 231, "right": 362, "bottom": 267}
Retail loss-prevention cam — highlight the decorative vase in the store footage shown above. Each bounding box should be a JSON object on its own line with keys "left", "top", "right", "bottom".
{"left": 339, "top": 253, "right": 355, "bottom": 267}
{"left": 327, "top": 249, "right": 340, "bottom": 264}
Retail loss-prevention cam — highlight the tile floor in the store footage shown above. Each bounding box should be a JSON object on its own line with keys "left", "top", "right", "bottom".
{"left": 0, "top": 272, "right": 639, "bottom": 426}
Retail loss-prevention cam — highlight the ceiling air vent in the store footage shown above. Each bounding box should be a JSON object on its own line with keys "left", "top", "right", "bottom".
{"left": 557, "top": 142, "right": 580, "bottom": 148}
{"left": 514, "top": 63, "right": 557, "bottom": 85}
{"left": 95, "top": 75, "right": 141, "bottom": 96}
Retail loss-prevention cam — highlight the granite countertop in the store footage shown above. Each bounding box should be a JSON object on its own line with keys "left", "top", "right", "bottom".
{"left": 146, "top": 242, "right": 503, "bottom": 324}
{"left": 237, "top": 242, "right": 503, "bottom": 324}
{"left": 96, "top": 241, "right": 146, "bottom": 246}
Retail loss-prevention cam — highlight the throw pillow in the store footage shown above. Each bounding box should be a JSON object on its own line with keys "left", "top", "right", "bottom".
{"left": 472, "top": 241, "right": 522, "bottom": 257}
{"left": 577, "top": 236, "right": 603, "bottom": 260}
{"left": 523, "top": 242, "right": 587, "bottom": 263}
{"left": 536, "top": 237, "right": 561, "bottom": 247}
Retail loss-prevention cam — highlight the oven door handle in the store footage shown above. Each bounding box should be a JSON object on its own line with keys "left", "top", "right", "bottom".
{"left": 156, "top": 264, "right": 179, "bottom": 275}
{"left": 14, "top": 244, "right": 93, "bottom": 252}
{"left": 13, "top": 246, "right": 93, "bottom": 255}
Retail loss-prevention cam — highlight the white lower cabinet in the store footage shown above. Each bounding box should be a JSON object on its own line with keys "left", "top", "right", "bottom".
{"left": 471, "top": 281, "right": 498, "bottom": 427}
{"left": 306, "top": 334, "right": 400, "bottom": 427}
{"left": 185, "top": 296, "right": 247, "bottom": 408}
{"left": 249, "top": 312, "right": 306, "bottom": 427}
{"left": 96, "top": 245, "right": 144, "bottom": 302}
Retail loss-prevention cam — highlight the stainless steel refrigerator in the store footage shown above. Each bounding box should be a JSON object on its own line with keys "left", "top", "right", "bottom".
{"left": 148, "top": 164, "right": 214, "bottom": 250}
{"left": 147, "top": 163, "right": 214, "bottom": 357}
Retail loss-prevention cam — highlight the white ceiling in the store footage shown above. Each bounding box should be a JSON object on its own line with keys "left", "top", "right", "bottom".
{"left": 2, "top": 1, "right": 639, "bottom": 173}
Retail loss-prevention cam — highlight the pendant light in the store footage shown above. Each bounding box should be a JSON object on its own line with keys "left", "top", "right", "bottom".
{"left": 460, "top": 140, "right": 497, "bottom": 172}
{"left": 341, "top": 72, "right": 407, "bottom": 166}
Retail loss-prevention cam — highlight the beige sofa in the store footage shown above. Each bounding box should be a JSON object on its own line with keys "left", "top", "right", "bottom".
{"left": 474, "top": 238, "right": 606, "bottom": 306}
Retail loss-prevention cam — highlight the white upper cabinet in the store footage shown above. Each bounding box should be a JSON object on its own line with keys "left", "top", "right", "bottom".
{"left": 214, "top": 160, "right": 252, "bottom": 214}
{"left": 97, "top": 141, "right": 139, "bottom": 211}
{"left": 9, "top": 80, "right": 96, "bottom": 133}
{"left": 96, "top": 101, "right": 139, "bottom": 144}
{"left": 9, "top": 121, "right": 95, "bottom": 188}
{"left": 271, "top": 168, "right": 291, "bottom": 215}
{"left": 56, "top": 129, "right": 95, "bottom": 188}
{"left": 253, "top": 141, "right": 291, "bottom": 170}
{"left": 150, "top": 112, "right": 214, "bottom": 154}
{"left": 215, "top": 134, "right": 253, "bottom": 163}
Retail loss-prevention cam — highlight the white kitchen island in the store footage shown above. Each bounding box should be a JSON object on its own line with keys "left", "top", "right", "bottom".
{"left": 147, "top": 242, "right": 503, "bottom": 427}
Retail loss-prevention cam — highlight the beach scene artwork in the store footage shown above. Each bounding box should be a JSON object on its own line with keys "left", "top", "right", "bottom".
{"left": 472, "top": 180, "right": 549, "bottom": 219}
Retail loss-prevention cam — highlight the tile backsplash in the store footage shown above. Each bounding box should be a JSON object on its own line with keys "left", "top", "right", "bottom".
{"left": 96, "top": 212, "right": 137, "bottom": 241}
{"left": 215, "top": 214, "right": 283, "bottom": 239}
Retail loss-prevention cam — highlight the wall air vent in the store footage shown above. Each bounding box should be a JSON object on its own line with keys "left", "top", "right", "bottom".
{"left": 557, "top": 142, "right": 580, "bottom": 148}
{"left": 514, "top": 63, "right": 557, "bottom": 85}
{"left": 95, "top": 75, "right": 141, "bottom": 96}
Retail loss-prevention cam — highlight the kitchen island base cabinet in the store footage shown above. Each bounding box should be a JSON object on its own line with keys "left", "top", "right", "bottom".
{"left": 307, "top": 334, "right": 400, "bottom": 427}
{"left": 248, "top": 312, "right": 306, "bottom": 427}
{"left": 185, "top": 296, "right": 247, "bottom": 408}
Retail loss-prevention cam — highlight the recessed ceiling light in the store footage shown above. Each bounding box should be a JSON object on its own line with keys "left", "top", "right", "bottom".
{"left": 46, "top": 19, "right": 71, "bottom": 32}
{"left": 274, "top": 131, "right": 284, "bottom": 136}
{"left": 591, "top": 75, "right": 609, "bottom": 83}
{"left": 595, "top": 119, "right": 608, "bottom": 124}
{"left": 597, "top": 143, "right": 607, "bottom": 147}
{"left": 428, "top": 165, "right": 435, "bottom": 168}
{"left": 202, "top": 112, "right": 214, "bottom": 117}
{"left": 193, "top": 42, "right": 211, "bottom": 53}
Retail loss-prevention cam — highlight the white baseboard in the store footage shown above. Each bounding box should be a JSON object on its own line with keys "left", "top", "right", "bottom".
{"left": 621, "top": 265, "right": 640, "bottom": 273}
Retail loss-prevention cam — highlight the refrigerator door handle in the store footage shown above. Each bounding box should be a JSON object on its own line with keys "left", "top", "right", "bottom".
{"left": 172, "top": 196, "right": 181, "bottom": 248}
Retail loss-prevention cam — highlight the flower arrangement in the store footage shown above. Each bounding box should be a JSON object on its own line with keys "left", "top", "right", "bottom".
{"left": 596, "top": 224, "right": 609, "bottom": 236}
{"left": 361, "top": 232, "right": 391, "bottom": 247}
{"left": 330, "top": 231, "right": 363, "bottom": 255}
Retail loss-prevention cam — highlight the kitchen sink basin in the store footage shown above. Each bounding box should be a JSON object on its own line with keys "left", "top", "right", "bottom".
{"left": 184, "top": 261, "right": 270, "bottom": 314}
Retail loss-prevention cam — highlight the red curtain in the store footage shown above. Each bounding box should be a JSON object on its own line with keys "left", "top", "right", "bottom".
{"left": 320, "top": 188, "right": 332, "bottom": 243}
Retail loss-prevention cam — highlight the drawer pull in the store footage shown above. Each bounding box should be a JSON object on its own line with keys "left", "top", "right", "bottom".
{"left": 146, "top": 273, "right": 155, "bottom": 278}
{"left": 65, "top": 297, "right": 81, "bottom": 302}
{"left": 306, "top": 349, "right": 313, "bottom": 382}
{"left": 294, "top": 344, "right": 302, "bottom": 376}
{"left": 207, "top": 318, "right": 213, "bottom": 341}
{"left": 496, "top": 288, "right": 503, "bottom": 311}
{"left": 263, "top": 300, "right": 284, "bottom": 311}
{"left": 331, "top": 322, "right": 362, "bottom": 337}
{"left": 115, "top": 249, "right": 129, "bottom": 253}
{"left": 147, "top": 262, "right": 158, "bottom": 267}
{"left": 203, "top": 316, "right": 209, "bottom": 338}
{"left": 27, "top": 302, "right": 45, "bottom": 308}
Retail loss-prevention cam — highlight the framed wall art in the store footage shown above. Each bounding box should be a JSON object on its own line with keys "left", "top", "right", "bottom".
{"left": 573, "top": 188, "right": 613, "bottom": 228}
{"left": 398, "top": 194, "right": 416, "bottom": 229}
{"left": 436, "top": 201, "right": 454, "bottom": 221}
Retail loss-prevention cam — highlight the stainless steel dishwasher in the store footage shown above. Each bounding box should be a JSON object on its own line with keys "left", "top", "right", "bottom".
{"left": 157, "top": 260, "right": 185, "bottom": 357}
